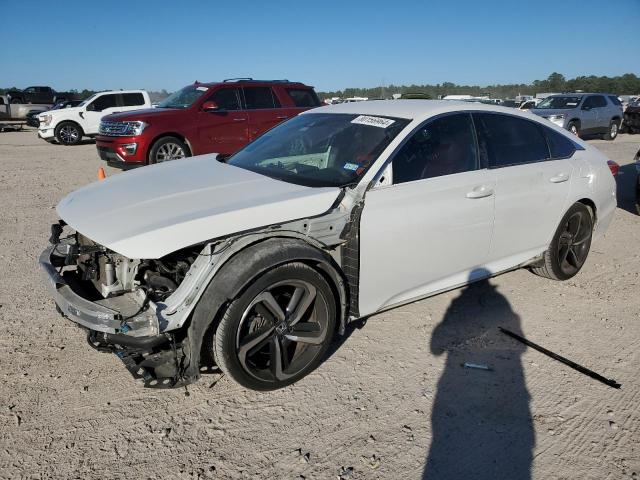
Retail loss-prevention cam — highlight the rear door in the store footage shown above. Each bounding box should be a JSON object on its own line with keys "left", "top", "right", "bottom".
{"left": 473, "top": 112, "right": 574, "bottom": 265}
{"left": 83, "top": 93, "right": 120, "bottom": 134}
{"left": 359, "top": 113, "right": 495, "bottom": 315}
{"left": 588, "top": 95, "right": 608, "bottom": 131}
{"left": 197, "top": 87, "right": 248, "bottom": 155}
{"left": 243, "top": 86, "right": 284, "bottom": 140}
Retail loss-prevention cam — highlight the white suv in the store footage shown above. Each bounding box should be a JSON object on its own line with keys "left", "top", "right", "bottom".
{"left": 38, "top": 90, "right": 150, "bottom": 145}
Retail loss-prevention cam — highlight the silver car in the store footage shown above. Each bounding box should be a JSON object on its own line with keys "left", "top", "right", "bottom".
{"left": 531, "top": 93, "right": 623, "bottom": 140}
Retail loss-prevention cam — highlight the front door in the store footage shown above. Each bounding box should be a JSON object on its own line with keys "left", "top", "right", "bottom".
{"left": 83, "top": 93, "right": 120, "bottom": 134}
{"left": 358, "top": 113, "right": 495, "bottom": 316}
{"left": 197, "top": 87, "right": 248, "bottom": 156}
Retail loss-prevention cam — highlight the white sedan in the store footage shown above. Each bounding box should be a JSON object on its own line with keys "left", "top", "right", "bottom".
{"left": 40, "top": 101, "right": 617, "bottom": 390}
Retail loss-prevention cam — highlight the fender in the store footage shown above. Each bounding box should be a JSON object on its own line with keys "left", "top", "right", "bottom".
{"left": 180, "top": 236, "right": 348, "bottom": 384}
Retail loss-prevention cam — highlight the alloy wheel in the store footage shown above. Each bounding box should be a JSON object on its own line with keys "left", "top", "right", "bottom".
{"left": 235, "top": 279, "right": 330, "bottom": 383}
{"left": 557, "top": 210, "right": 591, "bottom": 276}
{"left": 155, "top": 143, "right": 186, "bottom": 162}
{"left": 59, "top": 125, "right": 79, "bottom": 144}
{"left": 610, "top": 123, "right": 618, "bottom": 138}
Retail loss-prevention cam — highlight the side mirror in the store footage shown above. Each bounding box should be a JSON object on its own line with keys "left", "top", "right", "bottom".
{"left": 202, "top": 101, "right": 219, "bottom": 112}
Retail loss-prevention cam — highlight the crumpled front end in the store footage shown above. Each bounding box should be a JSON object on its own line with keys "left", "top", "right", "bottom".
{"left": 38, "top": 223, "right": 193, "bottom": 388}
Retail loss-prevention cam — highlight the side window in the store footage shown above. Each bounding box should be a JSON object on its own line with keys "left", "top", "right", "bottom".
{"left": 121, "top": 93, "right": 145, "bottom": 106}
{"left": 209, "top": 88, "right": 241, "bottom": 110}
{"left": 243, "top": 87, "right": 280, "bottom": 109}
{"left": 24, "top": 87, "right": 36, "bottom": 93}
{"left": 287, "top": 89, "right": 320, "bottom": 107}
{"left": 474, "top": 113, "right": 549, "bottom": 168}
{"left": 393, "top": 113, "right": 478, "bottom": 184}
{"left": 591, "top": 95, "right": 607, "bottom": 108}
{"left": 88, "top": 94, "right": 117, "bottom": 112}
{"left": 608, "top": 95, "right": 622, "bottom": 106}
{"left": 543, "top": 126, "right": 576, "bottom": 159}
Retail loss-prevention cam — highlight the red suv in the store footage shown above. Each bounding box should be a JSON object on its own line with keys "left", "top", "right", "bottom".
{"left": 95, "top": 79, "right": 321, "bottom": 167}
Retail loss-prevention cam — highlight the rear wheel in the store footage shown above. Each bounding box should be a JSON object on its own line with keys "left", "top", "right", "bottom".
{"left": 148, "top": 136, "right": 190, "bottom": 164}
{"left": 213, "top": 262, "right": 336, "bottom": 391}
{"left": 531, "top": 203, "right": 593, "bottom": 280}
{"left": 603, "top": 120, "right": 619, "bottom": 140}
{"left": 54, "top": 121, "right": 83, "bottom": 145}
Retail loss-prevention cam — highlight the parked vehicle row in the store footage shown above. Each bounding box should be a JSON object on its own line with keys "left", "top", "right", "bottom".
{"left": 95, "top": 79, "right": 321, "bottom": 167}
{"left": 40, "top": 100, "right": 617, "bottom": 390}
{"left": 6, "top": 85, "right": 79, "bottom": 105}
{"left": 37, "top": 90, "right": 151, "bottom": 145}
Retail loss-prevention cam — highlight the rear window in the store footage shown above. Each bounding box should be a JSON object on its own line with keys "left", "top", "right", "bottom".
{"left": 474, "top": 113, "right": 549, "bottom": 167}
{"left": 608, "top": 96, "right": 622, "bottom": 106}
{"left": 543, "top": 127, "right": 576, "bottom": 159}
{"left": 287, "top": 88, "right": 321, "bottom": 107}
{"left": 243, "top": 87, "right": 280, "bottom": 109}
{"left": 121, "top": 93, "right": 145, "bottom": 106}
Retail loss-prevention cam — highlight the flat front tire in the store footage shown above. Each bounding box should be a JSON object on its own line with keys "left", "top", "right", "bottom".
{"left": 212, "top": 262, "right": 336, "bottom": 391}
{"left": 531, "top": 203, "right": 593, "bottom": 281}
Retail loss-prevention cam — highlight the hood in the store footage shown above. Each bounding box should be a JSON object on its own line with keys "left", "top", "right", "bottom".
{"left": 530, "top": 108, "right": 576, "bottom": 117}
{"left": 57, "top": 155, "right": 341, "bottom": 259}
{"left": 40, "top": 105, "right": 83, "bottom": 117}
{"left": 103, "top": 108, "right": 181, "bottom": 122}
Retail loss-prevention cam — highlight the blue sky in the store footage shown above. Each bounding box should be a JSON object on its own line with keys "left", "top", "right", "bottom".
{"left": 2, "top": 0, "right": 638, "bottom": 92}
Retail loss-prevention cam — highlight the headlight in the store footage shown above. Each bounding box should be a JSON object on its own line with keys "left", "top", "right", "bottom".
{"left": 99, "top": 120, "right": 148, "bottom": 136}
{"left": 121, "top": 121, "right": 147, "bottom": 136}
{"left": 40, "top": 114, "right": 52, "bottom": 126}
{"left": 546, "top": 114, "right": 566, "bottom": 127}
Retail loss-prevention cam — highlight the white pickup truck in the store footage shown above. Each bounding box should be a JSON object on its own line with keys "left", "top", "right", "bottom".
{"left": 38, "top": 90, "right": 150, "bottom": 145}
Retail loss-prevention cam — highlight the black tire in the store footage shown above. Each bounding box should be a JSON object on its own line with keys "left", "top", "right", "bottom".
{"left": 531, "top": 203, "right": 593, "bottom": 281}
{"left": 603, "top": 120, "right": 619, "bottom": 141}
{"left": 54, "top": 121, "right": 84, "bottom": 145}
{"left": 567, "top": 121, "right": 580, "bottom": 137}
{"left": 148, "top": 136, "right": 190, "bottom": 164}
{"left": 213, "top": 262, "right": 336, "bottom": 391}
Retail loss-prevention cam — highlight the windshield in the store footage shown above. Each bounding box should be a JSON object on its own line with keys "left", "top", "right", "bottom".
{"left": 79, "top": 93, "right": 98, "bottom": 107}
{"left": 228, "top": 113, "right": 410, "bottom": 188}
{"left": 157, "top": 85, "right": 209, "bottom": 109}
{"left": 535, "top": 96, "right": 582, "bottom": 109}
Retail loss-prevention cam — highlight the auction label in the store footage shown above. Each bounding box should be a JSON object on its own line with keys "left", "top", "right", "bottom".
{"left": 351, "top": 115, "right": 395, "bottom": 128}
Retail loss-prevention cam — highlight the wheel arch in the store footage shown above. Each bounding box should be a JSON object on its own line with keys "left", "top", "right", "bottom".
{"left": 180, "top": 236, "right": 348, "bottom": 384}
{"left": 576, "top": 197, "right": 597, "bottom": 225}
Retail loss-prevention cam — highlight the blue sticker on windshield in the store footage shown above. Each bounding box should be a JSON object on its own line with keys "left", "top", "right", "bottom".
{"left": 343, "top": 163, "right": 359, "bottom": 171}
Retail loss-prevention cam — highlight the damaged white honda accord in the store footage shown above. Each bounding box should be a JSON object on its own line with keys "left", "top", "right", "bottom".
{"left": 40, "top": 101, "right": 617, "bottom": 390}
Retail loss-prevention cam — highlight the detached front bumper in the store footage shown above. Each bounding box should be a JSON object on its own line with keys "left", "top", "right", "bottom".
{"left": 39, "top": 245, "right": 158, "bottom": 337}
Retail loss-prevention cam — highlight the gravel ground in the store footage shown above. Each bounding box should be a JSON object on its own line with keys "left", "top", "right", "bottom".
{"left": 0, "top": 129, "right": 638, "bottom": 480}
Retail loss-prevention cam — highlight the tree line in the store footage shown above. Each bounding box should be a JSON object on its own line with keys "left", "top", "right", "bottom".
{"left": 318, "top": 73, "right": 640, "bottom": 99}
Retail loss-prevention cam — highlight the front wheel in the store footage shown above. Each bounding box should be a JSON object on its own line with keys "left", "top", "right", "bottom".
{"left": 567, "top": 121, "right": 580, "bottom": 137}
{"left": 54, "top": 121, "right": 83, "bottom": 145}
{"left": 531, "top": 203, "right": 593, "bottom": 280}
{"left": 148, "top": 136, "right": 190, "bottom": 164}
{"left": 213, "top": 262, "right": 337, "bottom": 391}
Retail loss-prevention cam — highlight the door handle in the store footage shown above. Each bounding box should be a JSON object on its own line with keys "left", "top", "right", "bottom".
{"left": 466, "top": 185, "right": 494, "bottom": 199}
{"left": 549, "top": 173, "right": 569, "bottom": 183}
{"left": 276, "top": 116, "right": 289, "bottom": 120}
{"left": 233, "top": 118, "right": 247, "bottom": 122}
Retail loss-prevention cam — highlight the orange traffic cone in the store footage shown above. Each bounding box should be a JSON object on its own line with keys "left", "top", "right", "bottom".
{"left": 98, "top": 167, "right": 106, "bottom": 180}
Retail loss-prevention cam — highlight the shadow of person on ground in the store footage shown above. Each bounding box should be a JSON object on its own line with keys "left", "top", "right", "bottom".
{"left": 423, "top": 268, "right": 534, "bottom": 480}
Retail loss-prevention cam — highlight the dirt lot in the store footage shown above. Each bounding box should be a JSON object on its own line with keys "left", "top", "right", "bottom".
{"left": 0, "top": 129, "right": 638, "bottom": 480}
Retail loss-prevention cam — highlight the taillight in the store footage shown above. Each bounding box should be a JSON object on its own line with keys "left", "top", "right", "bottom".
{"left": 607, "top": 160, "right": 619, "bottom": 176}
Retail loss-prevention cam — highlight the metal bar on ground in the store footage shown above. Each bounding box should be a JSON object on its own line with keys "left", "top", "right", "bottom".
{"left": 499, "top": 327, "right": 621, "bottom": 389}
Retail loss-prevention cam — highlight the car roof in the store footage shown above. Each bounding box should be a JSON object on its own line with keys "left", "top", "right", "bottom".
{"left": 196, "top": 80, "right": 310, "bottom": 88}
{"left": 546, "top": 93, "right": 615, "bottom": 97}
{"left": 303, "top": 99, "right": 546, "bottom": 122}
